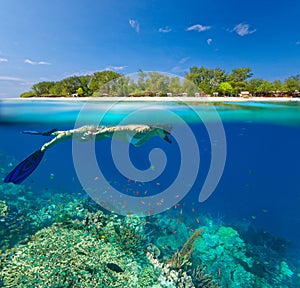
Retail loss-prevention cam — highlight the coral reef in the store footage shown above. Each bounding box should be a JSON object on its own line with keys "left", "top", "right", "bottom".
{"left": 0, "top": 167, "right": 299, "bottom": 287}
{"left": 147, "top": 251, "right": 194, "bottom": 288}
{"left": 0, "top": 213, "right": 159, "bottom": 287}
{"left": 151, "top": 211, "right": 299, "bottom": 288}
{"left": 0, "top": 200, "right": 8, "bottom": 217}
{"left": 0, "top": 180, "right": 87, "bottom": 250}
{"left": 1, "top": 225, "right": 140, "bottom": 287}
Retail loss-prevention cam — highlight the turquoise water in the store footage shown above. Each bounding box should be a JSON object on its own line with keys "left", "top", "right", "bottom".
{"left": 1, "top": 99, "right": 300, "bottom": 125}
{"left": 0, "top": 98, "right": 300, "bottom": 287}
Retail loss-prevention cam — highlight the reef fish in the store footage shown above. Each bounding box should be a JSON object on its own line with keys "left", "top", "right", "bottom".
{"left": 106, "top": 262, "right": 124, "bottom": 273}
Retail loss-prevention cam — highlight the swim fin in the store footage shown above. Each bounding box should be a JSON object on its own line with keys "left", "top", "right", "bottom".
{"left": 4, "top": 149, "right": 45, "bottom": 184}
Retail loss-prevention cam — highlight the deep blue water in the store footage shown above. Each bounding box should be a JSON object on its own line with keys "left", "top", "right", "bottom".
{"left": 1, "top": 100, "right": 300, "bottom": 234}
{"left": 1, "top": 99, "right": 300, "bottom": 284}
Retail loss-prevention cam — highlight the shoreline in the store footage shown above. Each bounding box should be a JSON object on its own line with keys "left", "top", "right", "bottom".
{"left": 3, "top": 96, "right": 300, "bottom": 102}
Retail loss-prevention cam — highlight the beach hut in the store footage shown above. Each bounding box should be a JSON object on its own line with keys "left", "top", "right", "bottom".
{"left": 240, "top": 91, "right": 250, "bottom": 98}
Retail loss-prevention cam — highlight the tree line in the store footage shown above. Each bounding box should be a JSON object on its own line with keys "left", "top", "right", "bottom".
{"left": 20, "top": 67, "right": 300, "bottom": 98}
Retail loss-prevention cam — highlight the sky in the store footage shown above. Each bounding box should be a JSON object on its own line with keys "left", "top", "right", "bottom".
{"left": 0, "top": 0, "right": 299, "bottom": 98}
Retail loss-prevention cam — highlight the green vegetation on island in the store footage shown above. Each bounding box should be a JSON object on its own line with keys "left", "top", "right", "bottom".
{"left": 20, "top": 68, "right": 300, "bottom": 98}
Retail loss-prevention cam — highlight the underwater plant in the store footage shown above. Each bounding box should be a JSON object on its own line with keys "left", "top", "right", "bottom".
{"left": 170, "top": 228, "right": 204, "bottom": 269}
{"left": 166, "top": 228, "right": 221, "bottom": 287}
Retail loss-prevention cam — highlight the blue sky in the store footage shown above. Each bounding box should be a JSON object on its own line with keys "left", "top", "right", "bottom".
{"left": 0, "top": 0, "right": 299, "bottom": 97}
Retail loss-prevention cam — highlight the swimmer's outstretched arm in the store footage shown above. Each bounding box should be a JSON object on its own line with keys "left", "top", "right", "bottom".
{"left": 93, "top": 124, "right": 171, "bottom": 146}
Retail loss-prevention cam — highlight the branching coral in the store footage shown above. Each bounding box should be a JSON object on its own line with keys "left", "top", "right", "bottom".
{"left": 170, "top": 228, "right": 204, "bottom": 269}
{"left": 192, "top": 266, "right": 221, "bottom": 288}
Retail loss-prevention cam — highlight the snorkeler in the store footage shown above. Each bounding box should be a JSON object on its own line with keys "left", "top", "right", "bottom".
{"left": 4, "top": 124, "right": 172, "bottom": 184}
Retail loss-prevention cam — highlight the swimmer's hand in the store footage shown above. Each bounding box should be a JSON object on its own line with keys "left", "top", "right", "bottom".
{"left": 164, "top": 134, "right": 172, "bottom": 144}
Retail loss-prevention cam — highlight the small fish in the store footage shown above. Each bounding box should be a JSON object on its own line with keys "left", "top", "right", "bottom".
{"left": 85, "top": 215, "right": 89, "bottom": 226}
{"left": 106, "top": 263, "right": 124, "bottom": 273}
{"left": 218, "top": 268, "right": 222, "bottom": 279}
{"left": 174, "top": 203, "right": 180, "bottom": 209}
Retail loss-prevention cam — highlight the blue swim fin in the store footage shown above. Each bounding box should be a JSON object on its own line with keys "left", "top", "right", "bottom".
{"left": 4, "top": 149, "right": 45, "bottom": 184}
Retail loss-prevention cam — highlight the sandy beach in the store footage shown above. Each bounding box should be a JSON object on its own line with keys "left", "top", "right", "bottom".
{"left": 7, "top": 96, "right": 300, "bottom": 102}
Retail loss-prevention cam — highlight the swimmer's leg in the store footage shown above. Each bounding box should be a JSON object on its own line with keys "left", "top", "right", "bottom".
{"left": 22, "top": 128, "right": 58, "bottom": 136}
{"left": 4, "top": 149, "right": 45, "bottom": 184}
{"left": 4, "top": 128, "right": 77, "bottom": 184}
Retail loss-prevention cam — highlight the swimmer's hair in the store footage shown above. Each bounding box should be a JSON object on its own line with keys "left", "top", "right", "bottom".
{"left": 150, "top": 124, "right": 172, "bottom": 134}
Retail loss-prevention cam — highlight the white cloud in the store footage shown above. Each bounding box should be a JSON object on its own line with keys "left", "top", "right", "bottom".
{"left": 38, "top": 61, "right": 51, "bottom": 65}
{"left": 171, "top": 66, "right": 187, "bottom": 73}
{"left": 0, "top": 58, "right": 8, "bottom": 63}
{"left": 0, "top": 76, "right": 27, "bottom": 82}
{"left": 179, "top": 57, "right": 190, "bottom": 64}
{"left": 129, "top": 19, "right": 140, "bottom": 32}
{"left": 105, "top": 66, "right": 127, "bottom": 71}
{"left": 24, "top": 59, "right": 51, "bottom": 65}
{"left": 186, "top": 24, "right": 211, "bottom": 32}
{"left": 159, "top": 26, "right": 172, "bottom": 33}
{"left": 232, "top": 23, "right": 256, "bottom": 36}
{"left": 207, "top": 38, "right": 213, "bottom": 45}
{"left": 171, "top": 57, "right": 191, "bottom": 73}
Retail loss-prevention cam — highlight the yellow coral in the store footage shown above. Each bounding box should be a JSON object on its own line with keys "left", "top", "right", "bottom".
{"left": 170, "top": 228, "right": 204, "bottom": 269}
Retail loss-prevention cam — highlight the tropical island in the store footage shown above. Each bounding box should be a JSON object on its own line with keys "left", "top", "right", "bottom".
{"left": 20, "top": 67, "right": 300, "bottom": 98}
